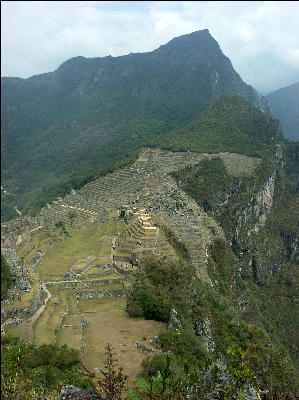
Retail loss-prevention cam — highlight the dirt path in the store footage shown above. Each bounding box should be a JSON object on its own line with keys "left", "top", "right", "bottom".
{"left": 1, "top": 283, "right": 52, "bottom": 342}
{"left": 21, "top": 284, "right": 52, "bottom": 343}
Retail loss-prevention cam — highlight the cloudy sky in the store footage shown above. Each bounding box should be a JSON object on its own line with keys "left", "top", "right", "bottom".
{"left": 1, "top": 1, "right": 299, "bottom": 94}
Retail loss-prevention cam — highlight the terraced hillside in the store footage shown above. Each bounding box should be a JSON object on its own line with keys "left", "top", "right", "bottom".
{"left": 113, "top": 210, "right": 176, "bottom": 265}
{"left": 2, "top": 149, "right": 262, "bottom": 281}
{"left": 1, "top": 148, "right": 262, "bottom": 378}
{"left": 2, "top": 220, "right": 166, "bottom": 381}
{"left": 2, "top": 149, "right": 260, "bottom": 279}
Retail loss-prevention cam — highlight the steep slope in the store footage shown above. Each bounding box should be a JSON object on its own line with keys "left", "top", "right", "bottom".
{"left": 1, "top": 29, "right": 271, "bottom": 221}
{"left": 267, "top": 81, "right": 299, "bottom": 141}
{"left": 172, "top": 141, "right": 299, "bottom": 391}
{"left": 2, "top": 96, "right": 298, "bottom": 395}
{"left": 150, "top": 96, "right": 281, "bottom": 157}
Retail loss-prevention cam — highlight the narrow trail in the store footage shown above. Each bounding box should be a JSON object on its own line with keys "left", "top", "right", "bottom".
{"left": 1, "top": 283, "right": 52, "bottom": 341}
{"left": 20, "top": 284, "right": 52, "bottom": 343}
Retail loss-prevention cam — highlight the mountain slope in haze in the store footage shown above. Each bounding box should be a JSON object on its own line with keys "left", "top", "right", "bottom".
{"left": 1, "top": 29, "right": 271, "bottom": 221}
{"left": 267, "top": 81, "right": 299, "bottom": 141}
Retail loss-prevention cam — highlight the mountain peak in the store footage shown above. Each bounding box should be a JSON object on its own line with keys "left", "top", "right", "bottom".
{"left": 2, "top": 28, "right": 272, "bottom": 221}
{"left": 155, "top": 28, "right": 221, "bottom": 58}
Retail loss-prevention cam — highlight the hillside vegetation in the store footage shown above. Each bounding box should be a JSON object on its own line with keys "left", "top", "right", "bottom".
{"left": 1, "top": 28, "right": 298, "bottom": 399}
{"left": 1, "top": 29, "right": 271, "bottom": 222}
{"left": 171, "top": 141, "right": 299, "bottom": 395}
{"left": 1, "top": 95, "right": 282, "bottom": 222}
{"left": 1, "top": 255, "right": 13, "bottom": 301}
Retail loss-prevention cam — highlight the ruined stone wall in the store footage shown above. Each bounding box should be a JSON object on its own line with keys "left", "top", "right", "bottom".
{"left": 75, "top": 288, "right": 129, "bottom": 300}
{"left": 47, "top": 279, "right": 124, "bottom": 288}
{"left": 1, "top": 286, "right": 48, "bottom": 328}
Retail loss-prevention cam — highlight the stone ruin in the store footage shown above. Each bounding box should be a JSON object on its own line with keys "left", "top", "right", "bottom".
{"left": 1, "top": 148, "right": 260, "bottom": 295}
{"left": 113, "top": 208, "right": 175, "bottom": 268}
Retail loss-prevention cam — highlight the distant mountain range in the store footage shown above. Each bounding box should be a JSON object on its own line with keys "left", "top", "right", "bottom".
{"left": 0, "top": 29, "right": 279, "bottom": 221}
{"left": 267, "top": 82, "right": 299, "bottom": 141}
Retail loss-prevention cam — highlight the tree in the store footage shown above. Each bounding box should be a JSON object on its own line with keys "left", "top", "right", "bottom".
{"left": 68, "top": 211, "right": 77, "bottom": 225}
{"left": 1, "top": 255, "right": 13, "bottom": 300}
{"left": 80, "top": 344, "right": 128, "bottom": 400}
{"left": 55, "top": 220, "right": 65, "bottom": 230}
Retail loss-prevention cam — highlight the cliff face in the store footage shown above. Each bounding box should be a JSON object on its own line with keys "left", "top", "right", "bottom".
{"left": 232, "top": 172, "right": 277, "bottom": 282}
{"left": 173, "top": 140, "right": 298, "bottom": 376}
{"left": 176, "top": 144, "right": 296, "bottom": 281}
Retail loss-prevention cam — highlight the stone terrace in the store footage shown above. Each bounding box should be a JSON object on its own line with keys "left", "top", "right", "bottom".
{"left": 113, "top": 210, "right": 175, "bottom": 265}
{"left": 33, "top": 149, "right": 260, "bottom": 229}
{"left": 2, "top": 149, "right": 260, "bottom": 283}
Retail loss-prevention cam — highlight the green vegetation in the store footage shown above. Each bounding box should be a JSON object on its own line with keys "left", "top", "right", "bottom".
{"left": 173, "top": 142, "right": 298, "bottom": 394}
{"left": 173, "top": 157, "right": 233, "bottom": 212}
{"left": 148, "top": 96, "right": 283, "bottom": 158}
{"left": 1, "top": 29, "right": 275, "bottom": 223}
{"left": 127, "top": 346, "right": 258, "bottom": 399}
{"left": 1, "top": 335, "right": 93, "bottom": 399}
{"left": 1, "top": 31, "right": 297, "bottom": 396}
{"left": 2, "top": 91, "right": 282, "bottom": 221}
{"left": 80, "top": 343, "right": 128, "bottom": 400}
{"left": 1, "top": 255, "right": 13, "bottom": 300}
{"left": 126, "top": 257, "right": 195, "bottom": 323}
{"left": 126, "top": 256, "right": 297, "bottom": 396}
{"left": 37, "top": 221, "right": 124, "bottom": 280}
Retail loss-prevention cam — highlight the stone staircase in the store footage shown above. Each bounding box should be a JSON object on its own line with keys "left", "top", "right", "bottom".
{"left": 113, "top": 210, "right": 174, "bottom": 264}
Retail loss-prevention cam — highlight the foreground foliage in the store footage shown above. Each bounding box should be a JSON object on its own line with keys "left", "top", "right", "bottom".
{"left": 1, "top": 336, "right": 93, "bottom": 399}
{"left": 80, "top": 343, "right": 128, "bottom": 400}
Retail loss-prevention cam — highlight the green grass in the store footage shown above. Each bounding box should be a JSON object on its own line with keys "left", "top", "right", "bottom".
{"left": 80, "top": 297, "right": 166, "bottom": 382}
{"left": 67, "top": 294, "right": 80, "bottom": 315}
{"left": 16, "top": 231, "right": 44, "bottom": 257}
{"left": 81, "top": 265, "right": 111, "bottom": 275}
{"left": 37, "top": 221, "right": 125, "bottom": 281}
{"left": 65, "top": 283, "right": 124, "bottom": 293}
{"left": 5, "top": 325, "right": 29, "bottom": 341}
{"left": 56, "top": 315, "right": 82, "bottom": 350}
{"left": 33, "top": 301, "right": 58, "bottom": 346}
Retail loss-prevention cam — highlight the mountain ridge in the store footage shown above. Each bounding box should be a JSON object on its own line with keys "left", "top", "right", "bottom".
{"left": 1, "top": 29, "right": 298, "bottom": 397}
{"left": 0, "top": 29, "right": 273, "bottom": 222}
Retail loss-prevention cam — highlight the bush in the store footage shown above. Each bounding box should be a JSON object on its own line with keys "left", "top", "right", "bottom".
{"left": 126, "top": 301, "right": 144, "bottom": 318}
{"left": 1, "top": 337, "right": 93, "bottom": 397}
{"left": 129, "top": 286, "right": 170, "bottom": 322}
{"left": 1, "top": 255, "right": 13, "bottom": 300}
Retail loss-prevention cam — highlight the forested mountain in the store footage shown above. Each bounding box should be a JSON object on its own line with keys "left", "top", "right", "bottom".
{"left": 267, "top": 82, "right": 299, "bottom": 141}
{"left": 1, "top": 29, "right": 271, "bottom": 221}
{"left": 1, "top": 28, "right": 299, "bottom": 398}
